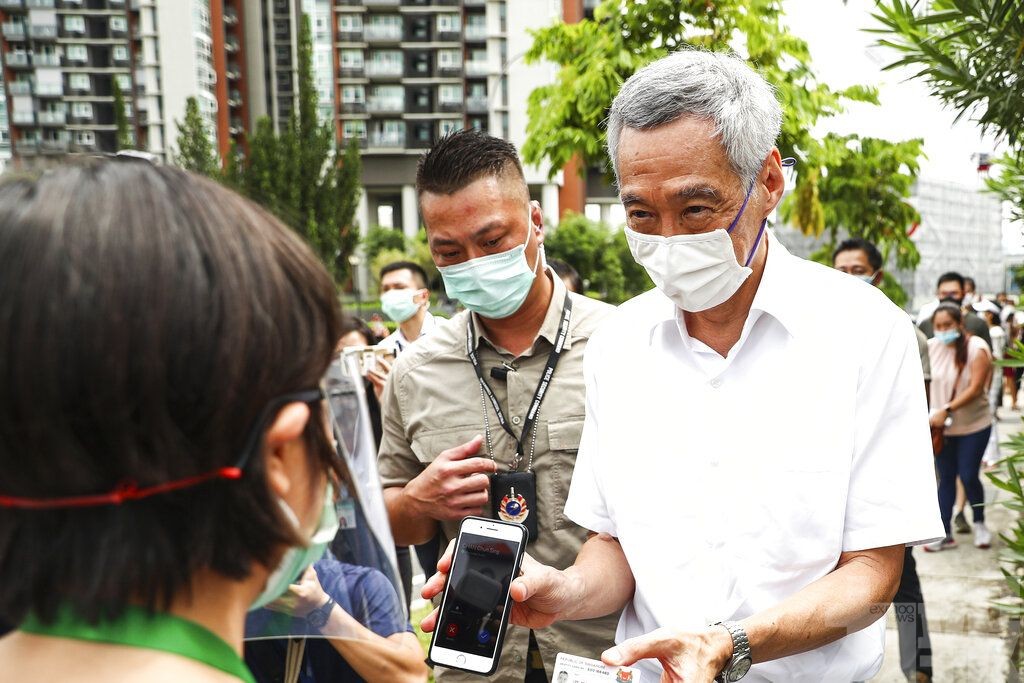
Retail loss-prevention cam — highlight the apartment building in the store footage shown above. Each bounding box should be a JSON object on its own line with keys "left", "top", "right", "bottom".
{"left": 0, "top": 0, "right": 249, "bottom": 164}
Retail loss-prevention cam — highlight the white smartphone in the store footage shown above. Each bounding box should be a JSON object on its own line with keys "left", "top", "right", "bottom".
{"left": 428, "top": 516, "right": 528, "bottom": 676}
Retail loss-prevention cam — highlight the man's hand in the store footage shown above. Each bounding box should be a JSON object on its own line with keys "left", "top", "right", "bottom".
{"left": 367, "top": 358, "right": 392, "bottom": 400}
{"left": 403, "top": 435, "right": 496, "bottom": 521}
{"left": 419, "top": 540, "right": 580, "bottom": 633}
{"left": 601, "top": 626, "right": 733, "bottom": 683}
{"left": 265, "top": 566, "right": 330, "bottom": 618}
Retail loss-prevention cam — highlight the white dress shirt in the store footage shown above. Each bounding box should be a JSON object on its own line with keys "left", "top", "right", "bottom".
{"left": 564, "top": 231, "right": 944, "bottom": 683}
{"left": 380, "top": 310, "right": 437, "bottom": 352}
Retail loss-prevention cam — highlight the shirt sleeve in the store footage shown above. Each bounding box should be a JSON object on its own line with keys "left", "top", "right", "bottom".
{"left": 376, "top": 357, "right": 423, "bottom": 489}
{"left": 843, "top": 315, "right": 945, "bottom": 551}
{"left": 349, "top": 567, "right": 413, "bottom": 637}
{"left": 915, "top": 327, "right": 931, "bottom": 381}
{"left": 563, "top": 331, "right": 617, "bottom": 536}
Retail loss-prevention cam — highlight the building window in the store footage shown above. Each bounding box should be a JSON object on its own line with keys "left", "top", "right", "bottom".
{"left": 76, "top": 131, "right": 95, "bottom": 146}
{"left": 63, "top": 15, "right": 86, "bottom": 33}
{"left": 65, "top": 44, "right": 88, "bottom": 61}
{"left": 340, "top": 49, "right": 363, "bottom": 68}
{"left": 436, "top": 13, "right": 460, "bottom": 32}
{"left": 437, "top": 49, "right": 461, "bottom": 68}
{"left": 440, "top": 119, "right": 462, "bottom": 136}
{"left": 341, "top": 85, "right": 364, "bottom": 103}
{"left": 342, "top": 120, "right": 366, "bottom": 139}
{"left": 71, "top": 102, "right": 93, "bottom": 118}
{"left": 69, "top": 73, "right": 90, "bottom": 90}
{"left": 438, "top": 84, "right": 462, "bottom": 104}
{"left": 338, "top": 14, "right": 362, "bottom": 32}
{"left": 116, "top": 74, "right": 131, "bottom": 90}
{"left": 112, "top": 45, "right": 129, "bottom": 61}
{"left": 110, "top": 16, "right": 127, "bottom": 33}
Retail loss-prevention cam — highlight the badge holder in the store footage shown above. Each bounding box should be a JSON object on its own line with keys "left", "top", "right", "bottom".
{"left": 490, "top": 471, "right": 537, "bottom": 543}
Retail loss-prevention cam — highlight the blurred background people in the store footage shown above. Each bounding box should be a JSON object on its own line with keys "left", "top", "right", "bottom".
{"left": 548, "top": 257, "right": 584, "bottom": 294}
{"left": 925, "top": 303, "right": 993, "bottom": 552}
{"left": 918, "top": 272, "right": 992, "bottom": 350}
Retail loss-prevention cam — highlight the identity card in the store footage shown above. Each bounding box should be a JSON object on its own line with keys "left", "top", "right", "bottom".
{"left": 552, "top": 653, "right": 644, "bottom": 683}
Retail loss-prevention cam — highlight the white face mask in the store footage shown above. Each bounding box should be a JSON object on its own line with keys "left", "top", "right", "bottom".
{"left": 624, "top": 183, "right": 766, "bottom": 312}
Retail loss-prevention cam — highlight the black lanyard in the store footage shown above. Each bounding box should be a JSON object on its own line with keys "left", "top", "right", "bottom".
{"left": 466, "top": 293, "right": 572, "bottom": 462}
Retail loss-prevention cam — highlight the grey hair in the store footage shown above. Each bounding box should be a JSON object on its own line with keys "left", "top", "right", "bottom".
{"left": 606, "top": 49, "right": 782, "bottom": 189}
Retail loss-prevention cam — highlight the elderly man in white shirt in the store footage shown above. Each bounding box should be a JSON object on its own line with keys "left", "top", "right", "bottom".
{"left": 421, "top": 50, "right": 943, "bottom": 683}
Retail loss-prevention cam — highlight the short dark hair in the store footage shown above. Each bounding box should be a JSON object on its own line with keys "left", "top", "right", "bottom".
{"left": 380, "top": 260, "right": 428, "bottom": 290}
{"left": 339, "top": 313, "right": 377, "bottom": 346}
{"left": 937, "top": 271, "right": 965, "bottom": 290}
{"left": 832, "top": 237, "right": 882, "bottom": 272}
{"left": 416, "top": 129, "right": 526, "bottom": 199}
{"left": 964, "top": 276, "right": 976, "bottom": 290}
{"left": 0, "top": 161, "right": 342, "bottom": 625}
{"left": 548, "top": 258, "right": 584, "bottom": 294}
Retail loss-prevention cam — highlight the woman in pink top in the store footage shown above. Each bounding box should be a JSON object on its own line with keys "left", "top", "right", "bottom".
{"left": 925, "top": 303, "right": 993, "bottom": 551}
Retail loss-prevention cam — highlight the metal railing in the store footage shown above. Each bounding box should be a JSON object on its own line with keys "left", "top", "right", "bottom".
{"left": 366, "top": 96, "right": 404, "bottom": 113}
{"left": 369, "top": 131, "right": 404, "bottom": 148}
{"left": 34, "top": 53, "right": 60, "bottom": 66}
{"left": 5, "top": 52, "right": 29, "bottom": 67}
{"left": 38, "top": 110, "right": 66, "bottom": 125}
{"left": 465, "top": 95, "right": 489, "bottom": 113}
{"left": 464, "top": 60, "right": 489, "bottom": 76}
{"left": 2, "top": 23, "right": 26, "bottom": 39}
{"left": 29, "top": 24, "right": 58, "bottom": 39}
{"left": 35, "top": 83, "right": 63, "bottom": 96}
{"left": 365, "top": 61, "right": 402, "bottom": 77}
{"left": 464, "top": 24, "right": 487, "bottom": 41}
{"left": 364, "top": 24, "right": 402, "bottom": 41}
{"left": 7, "top": 80, "right": 31, "bottom": 95}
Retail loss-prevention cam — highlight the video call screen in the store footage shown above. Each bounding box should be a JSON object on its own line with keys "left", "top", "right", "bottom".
{"left": 437, "top": 533, "right": 521, "bottom": 658}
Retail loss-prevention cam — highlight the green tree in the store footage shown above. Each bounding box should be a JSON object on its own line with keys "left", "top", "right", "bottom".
{"left": 237, "top": 15, "right": 363, "bottom": 284}
{"left": 985, "top": 152, "right": 1024, "bottom": 227}
{"left": 221, "top": 138, "right": 244, "bottom": 190}
{"left": 523, "top": 0, "right": 878, "bottom": 181}
{"left": 871, "top": 0, "right": 1024, "bottom": 151}
{"left": 174, "top": 96, "right": 219, "bottom": 177}
{"left": 363, "top": 225, "right": 407, "bottom": 263}
{"left": 545, "top": 212, "right": 652, "bottom": 303}
{"left": 112, "top": 79, "right": 132, "bottom": 151}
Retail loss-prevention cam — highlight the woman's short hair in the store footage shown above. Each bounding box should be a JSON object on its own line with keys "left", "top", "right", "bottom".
{"left": 0, "top": 160, "right": 342, "bottom": 625}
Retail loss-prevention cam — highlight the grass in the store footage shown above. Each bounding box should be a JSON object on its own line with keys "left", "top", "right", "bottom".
{"left": 411, "top": 603, "right": 436, "bottom": 683}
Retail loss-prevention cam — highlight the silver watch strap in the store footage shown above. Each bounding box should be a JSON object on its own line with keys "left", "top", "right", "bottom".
{"left": 713, "top": 620, "right": 751, "bottom": 682}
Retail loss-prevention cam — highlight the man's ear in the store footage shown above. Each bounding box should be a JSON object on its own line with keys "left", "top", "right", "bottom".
{"left": 872, "top": 270, "right": 884, "bottom": 288}
{"left": 263, "top": 402, "right": 312, "bottom": 499}
{"left": 414, "top": 288, "right": 430, "bottom": 306}
{"left": 530, "top": 201, "right": 546, "bottom": 245}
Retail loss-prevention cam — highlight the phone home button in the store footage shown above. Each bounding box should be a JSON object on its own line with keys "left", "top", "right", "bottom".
{"left": 455, "top": 655, "right": 466, "bottom": 666}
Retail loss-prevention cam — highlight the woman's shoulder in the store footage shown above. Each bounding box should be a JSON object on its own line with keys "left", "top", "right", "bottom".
{"left": 968, "top": 334, "right": 992, "bottom": 354}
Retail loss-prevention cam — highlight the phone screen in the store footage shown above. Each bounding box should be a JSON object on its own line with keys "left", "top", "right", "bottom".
{"left": 436, "top": 532, "right": 522, "bottom": 659}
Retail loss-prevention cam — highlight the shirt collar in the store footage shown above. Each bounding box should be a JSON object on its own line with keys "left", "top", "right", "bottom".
{"left": 649, "top": 229, "right": 802, "bottom": 337}
{"left": 397, "top": 310, "right": 436, "bottom": 346}
{"left": 471, "top": 269, "right": 573, "bottom": 352}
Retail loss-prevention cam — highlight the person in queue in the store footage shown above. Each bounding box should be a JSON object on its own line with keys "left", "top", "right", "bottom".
{"left": 422, "top": 49, "right": 943, "bottom": 683}
{"left": 0, "top": 161, "right": 359, "bottom": 682}
{"left": 377, "top": 130, "right": 619, "bottom": 682}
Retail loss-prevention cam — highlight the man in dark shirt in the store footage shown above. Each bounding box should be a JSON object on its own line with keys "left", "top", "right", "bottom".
{"left": 918, "top": 271, "right": 992, "bottom": 349}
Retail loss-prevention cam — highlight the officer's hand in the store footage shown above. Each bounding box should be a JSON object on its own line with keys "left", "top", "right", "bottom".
{"left": 404, "top": 435, "right": 496, "bottom": 521}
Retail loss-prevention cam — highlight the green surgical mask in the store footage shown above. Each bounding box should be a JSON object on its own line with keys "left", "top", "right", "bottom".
{"left": 250, "top": 480, "right": 339, "bottom": 611}
{"left": 438, "top": 212, "right": 541, "bottom": 319}
{"left": 380, "top": 288, "right": 421, "bottom": 323}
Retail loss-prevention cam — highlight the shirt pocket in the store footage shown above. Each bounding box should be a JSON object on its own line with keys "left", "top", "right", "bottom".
{"left": 410, "top": 425, "right": 486, "bottom": 466}
{"left": 546, "top": 416, "right": 585, "bottom": 531}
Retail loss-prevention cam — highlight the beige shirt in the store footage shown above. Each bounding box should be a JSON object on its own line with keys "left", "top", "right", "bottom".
{"left": 928, "top": 334, "right": 992, "bottom": 436}
{"left": 378, "top": 273, "right": 619, "bottom": 683}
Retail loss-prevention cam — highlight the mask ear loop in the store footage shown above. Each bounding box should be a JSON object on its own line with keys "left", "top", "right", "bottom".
{"left": 734, "top": 158, "right": 796, "bottom": 268}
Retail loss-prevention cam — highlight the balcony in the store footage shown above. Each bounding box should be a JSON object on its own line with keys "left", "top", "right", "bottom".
{"left": 227, "top": 89, "right": 242, "bottom": 107}
{"left": 437, "top": 99, "right": 462, "bottom": 113}
{"left": 366, "top": 96, "right": 404, "bottom": 114}
{"left": 436, "top": 63, "right": 462, "bottom": 77}
{"left": 341, "top": 101, "right": 366, "bottom": 114}
{"left": 464, "top": 0, "right": 485, "bottom": 5}
{"left": 35, "top": 82, "right": 62, "bottom": 97}
{"left": 71, "top": 139, "right": 97, "bottom": 153}
{"left": 2, "top": 23, "right": 26, "bottom": 40}
{"left": 68, "top": 109, "right": 93, "bottom": 123}
{"left": 60, "top": 0, "right": 84, "bottom": 5}
{"left": 29, "top": 23, "right": 58, "bottom": 40}
{"left": 34, "top": 52, "right": 59, "bottom": 66}
{"left": 369, "top": 131, "right": 404, "bottom": 148}
{"left": 5, "top": 52, "right": 30, "bottom": 68}
{"left": 365, "top": 61, "right": 402, "bottom": 78}
{"left": 7, "top": 81, "right": 31, "bottom": 95}
{"left": 0, "top": 0, "right": 24, "bottom": 9}
{"left": 466, "top": 95, "right": 488, "bottom": 113}
{"left": 464, "top": 24, "right": 486, "bottom": 41}
{"left": 226, "top": 64, "right": 241, "bottom": 80}
{"left": 464, "top": 60, "right": 489, "bottom": 77}
{"left": 18, "top": 139, "right": 40, "bottom": 155}
{"left": 229, "top": 117, "right": 243, "bottom": 135}
{"left": 364, "top": 25, "right": 401, "bottom": 42}
{"left": 364, "top": 0, "right": 400, "bottom": 6}
{"left": 436, "top": 29, "right": 460, "bottom": 42}
{"left": 12, "top": 110, "right": 34, "bottom": 125}
{"left": 38, "top": 110, "right": 66, "bottom": 126}
{"left": 225, "top": 37, "right": 239, "bottom": 53}
{"left": 337, "top": 30, "right": 363, "bottom": 42}
{"left": 223, "top": 8, "right": 237, "bottom": 25}
{"left": 41, "top": 137, "right": 69, "bottom": 153}
{"left": 26, "top": 0, "right": 55, "bottom": 7}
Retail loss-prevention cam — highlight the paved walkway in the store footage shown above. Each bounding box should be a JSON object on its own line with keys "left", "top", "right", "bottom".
{"left": 870, "top": 408, "right": 1020, "bottom": 682}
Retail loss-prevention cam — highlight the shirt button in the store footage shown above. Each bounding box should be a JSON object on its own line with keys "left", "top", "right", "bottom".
{"left": 513, "top": 652, "right": 523, "bottom": 663}
{"left": 511, "top": 415, "right": 522, "bottom": 425}
{"left": 710, "top": 378, "right": 722, "bottom": 388}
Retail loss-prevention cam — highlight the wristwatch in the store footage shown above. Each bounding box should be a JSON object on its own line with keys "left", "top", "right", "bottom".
{"left": 713, "top": 621, "right": 752, "bottom": 682}
{"left": 305, "top": 596, "right": 335, "bottom": 631}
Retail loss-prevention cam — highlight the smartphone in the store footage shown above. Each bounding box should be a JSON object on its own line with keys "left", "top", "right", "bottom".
{"left": 428, "top": 516, "right": 528, "bottom": 676}
{"left": 341, "top": 345, "right": 396, "bottom": 376}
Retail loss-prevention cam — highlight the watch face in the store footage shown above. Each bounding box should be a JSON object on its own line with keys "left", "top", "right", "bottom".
{"left": 307, "top": 607, "right": 330, "bottom": 629}
{"left": 728, "top": 657, "right": 752, "bottom": 681}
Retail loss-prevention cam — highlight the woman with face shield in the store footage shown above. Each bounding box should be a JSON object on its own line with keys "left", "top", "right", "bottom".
{"left": 0, "top": 160, "right": 421, "bottom": 682}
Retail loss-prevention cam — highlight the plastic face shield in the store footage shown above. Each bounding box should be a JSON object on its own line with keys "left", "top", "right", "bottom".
{"left": 244, "top": 359, "right": 409, "bottom": 679}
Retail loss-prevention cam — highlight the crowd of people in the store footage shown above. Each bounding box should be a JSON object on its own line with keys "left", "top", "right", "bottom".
{"left": 0, "top": 49, "right": 1000, "bottom": 683}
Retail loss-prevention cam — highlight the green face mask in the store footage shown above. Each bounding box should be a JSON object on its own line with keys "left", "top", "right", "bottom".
{"left": 380, "top": 288, "right": 421, "bottom": 323}
{"left": 437, "top": 211, "right": 541, "bottom": 320}
{"left": 249, "top": 480, "right": 339, "bottom": 611}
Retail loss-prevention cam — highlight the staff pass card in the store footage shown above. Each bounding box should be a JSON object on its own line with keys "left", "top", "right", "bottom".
{"left": 553, "top": 653, "right": 644, "bottom": 683}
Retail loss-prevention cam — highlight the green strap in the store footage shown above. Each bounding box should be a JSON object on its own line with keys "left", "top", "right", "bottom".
{"left": 20, "top": 605, "right": 256, "bottom": 683}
